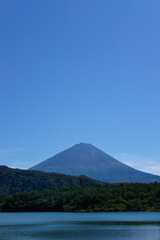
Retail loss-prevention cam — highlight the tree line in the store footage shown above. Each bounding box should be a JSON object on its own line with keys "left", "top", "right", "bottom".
{"left": 0, "top": 166, "right": 105, "bottom": 194}
{"left": 0, "top": 183, "right": 160, "bottom": 212}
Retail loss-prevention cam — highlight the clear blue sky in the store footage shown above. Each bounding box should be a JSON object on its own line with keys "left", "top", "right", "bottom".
{"left": 0, "top": 0, "right": 160, "bottom": 174}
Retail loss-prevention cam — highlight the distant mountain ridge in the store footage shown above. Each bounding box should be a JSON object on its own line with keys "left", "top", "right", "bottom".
{"left": 0, "top": 165, "right": 105, "bottom": 194}
{"left": 30, "top": 143, "right": 160, "bottom": 183}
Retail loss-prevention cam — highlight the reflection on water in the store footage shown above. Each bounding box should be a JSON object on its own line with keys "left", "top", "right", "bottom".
{"left": 0, "top": 212, "right": 160, "bottom": 240}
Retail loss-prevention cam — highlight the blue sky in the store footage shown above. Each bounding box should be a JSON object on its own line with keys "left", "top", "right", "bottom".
{"left": 0, "top": 0, "right": 160, "bottom": 174}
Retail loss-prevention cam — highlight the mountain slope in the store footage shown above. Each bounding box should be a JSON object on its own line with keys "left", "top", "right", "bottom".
{"left": 0, "top": 165, "right": 105, "bottom": 194}
{"left": 30, "top": 143, "right": 160, "bottom": 183}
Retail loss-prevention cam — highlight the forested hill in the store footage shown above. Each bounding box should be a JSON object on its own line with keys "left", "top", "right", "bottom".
{"left": 1, "top": 183, "right": 160, "bottom": 212}
{"left": 0, "top": 166, "right": 105, "bottom": 194}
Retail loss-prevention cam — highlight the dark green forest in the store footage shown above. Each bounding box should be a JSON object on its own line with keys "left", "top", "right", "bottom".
{"left": 0, "top": 166, "right": 105, "bottom": 194}
{"left": 1, "top": 183, "right": 160, "bottom": 212}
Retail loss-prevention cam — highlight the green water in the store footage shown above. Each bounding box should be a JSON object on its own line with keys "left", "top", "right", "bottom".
{"left": 0, "top": 212, "right": 160, "bottom": 240}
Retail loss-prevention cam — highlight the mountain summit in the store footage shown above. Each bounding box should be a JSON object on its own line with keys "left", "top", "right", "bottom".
{"left": 30, "top": 143, "right": 160, "bottom": 183}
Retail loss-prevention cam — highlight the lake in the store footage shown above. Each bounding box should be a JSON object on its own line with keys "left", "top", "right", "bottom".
{"left": 0, "top": 212, "right": 160, "bottom": 240}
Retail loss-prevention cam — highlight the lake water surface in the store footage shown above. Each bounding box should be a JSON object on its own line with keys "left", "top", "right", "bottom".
{"left": 0, "top": 212, "right": 160, "bottom": 240}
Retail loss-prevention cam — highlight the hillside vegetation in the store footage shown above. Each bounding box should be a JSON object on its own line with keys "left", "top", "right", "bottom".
{"left": 0, "top": 166, "right": 104, "bottom": 194}
{"left": 0, "top": 183, "right": 160, "bottom": 212}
